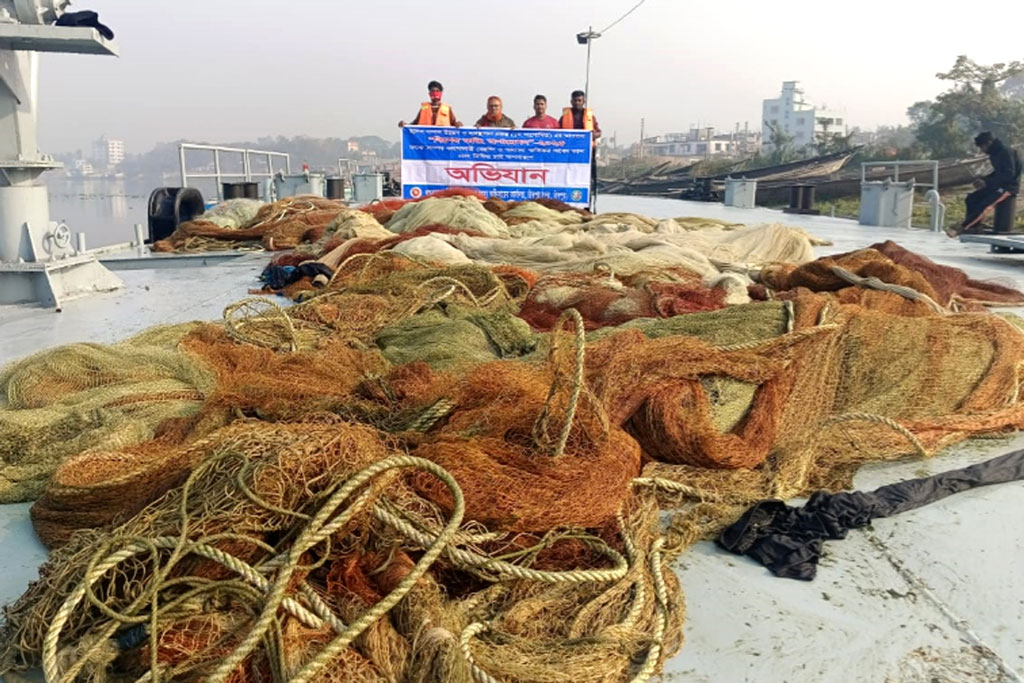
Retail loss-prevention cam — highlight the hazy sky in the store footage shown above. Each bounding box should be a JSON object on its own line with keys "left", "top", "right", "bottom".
{"left": 36, "top": 0, "right": 1024, "bottom": 155}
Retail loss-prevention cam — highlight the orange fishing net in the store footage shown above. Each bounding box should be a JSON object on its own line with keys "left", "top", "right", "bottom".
{"left": 760, "top": 241, "right": 1024, "bottom": 310}
{"left": 760, "top": 247, "right": 939, "bottom": 299}
{"left": 582, "top": 328, "right": 811, "bottom": 470}
{"left": 519, "top": 270, "right": 727, "bottom": 331}
{"left": 412, "top": 359, "right": 640, "bottom": 532}
{"left": 31, "top": 443, "right": 188, "bottom": 548}
{"left": 6, "top": 413, "right": 665, "bottom": 682}
{"left": 153, "top": 196, "right": 344, "bottom": 252}
{"left": 870, "top": 239, "right": 1024, "bottom": 307}
{"left": 8, "top": 233, "right": 1024, "bottom": 683}
{"left": 180, "top": 324, "right": 391, "bottom": 431}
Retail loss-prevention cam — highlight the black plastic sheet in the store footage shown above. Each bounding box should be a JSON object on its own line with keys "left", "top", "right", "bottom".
{"left": 56, "top": 10, "right": 114, "bottom": 40}
{"left": 717, "top": 449, "right": 1024, "bottom": 580}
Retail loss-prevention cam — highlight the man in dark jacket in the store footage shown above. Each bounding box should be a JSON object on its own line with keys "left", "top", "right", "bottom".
{"left": 961, "top": 132, "right": 1022, "bottom": 231}
{"left": 474, "top": 96, "right": 516, "bottom": 129}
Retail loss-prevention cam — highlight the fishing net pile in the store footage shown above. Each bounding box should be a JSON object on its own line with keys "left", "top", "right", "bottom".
{"left": 153, "top": 196, "right": 346, "bottom": 253}
{"left": 518, "top": 269, "right": 739, "bottom": 331}
{"left": 6, "top": 199, "right": 1024, "bottom": 682}
{"left": 759, "top": 239, "right": 1024, "bottom": 312}
{"left": 255, "top": 195, "right": 826, "bottom": 301}
{"left": 0, "top": 325, "right": 213, "bottom": 504}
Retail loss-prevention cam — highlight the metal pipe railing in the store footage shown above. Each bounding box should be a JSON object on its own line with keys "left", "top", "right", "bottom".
{"left": 925, "top": 189, "right": 946, "bottom": 233}
{"left": 337, "top": 157, "right": 357, "bottom": 180}
{"left": 860, "top": 160, "right": 939, "bottom": 188}
{"left": 178, "top": 143, "right": 291, "bottom": 200}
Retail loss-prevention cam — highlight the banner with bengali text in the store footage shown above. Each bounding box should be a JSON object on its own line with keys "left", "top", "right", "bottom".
{"left": 401, "top": 126, "right": 592, "bottom": 207}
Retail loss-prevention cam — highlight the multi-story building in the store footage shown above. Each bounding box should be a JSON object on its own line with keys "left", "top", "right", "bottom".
{"left": 761, "top": 81, "right": 845, "bottom": 153}
{"left": 70, "top": 158, "right": 94, "bottom": 176}
{"left": 92, "top": 136, "right": 125, "bottom": 167}
{"left": 640, "top": 126, "right": 761, "bottom": 159}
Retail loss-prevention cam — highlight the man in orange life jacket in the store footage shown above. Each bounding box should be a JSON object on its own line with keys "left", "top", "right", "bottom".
{"left": 398, "top": 81, "right": 462, "bottom": 128}
{"left": 559, "top": 90, "right": 601, "bottom": 201}
{"left": 559, "top": 90, "right": 601, "bottom": 140}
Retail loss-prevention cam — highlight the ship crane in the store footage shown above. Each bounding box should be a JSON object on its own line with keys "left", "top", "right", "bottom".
{"left": 0, "top": 0, "right": 120, "bottom": 308}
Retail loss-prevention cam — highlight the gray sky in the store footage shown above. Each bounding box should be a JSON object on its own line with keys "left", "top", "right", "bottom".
{"left": 37, "top": 0, "right": 1023, "bottom": 154}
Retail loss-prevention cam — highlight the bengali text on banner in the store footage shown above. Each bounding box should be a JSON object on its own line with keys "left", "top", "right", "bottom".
{"left": 401, "top": 126, "right": 592, "bottom": 207}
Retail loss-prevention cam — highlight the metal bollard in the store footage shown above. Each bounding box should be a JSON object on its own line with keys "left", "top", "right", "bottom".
{"left": 76, "top": 232, "right": 86, "bottom": 253}
{"left": 133, "top": 223, "right": 145, "bottom": 247}
{"left": 925, "top": 189, "right": 945, "bottom": 232}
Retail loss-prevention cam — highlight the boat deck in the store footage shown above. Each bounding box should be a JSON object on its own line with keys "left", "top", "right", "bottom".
{"left": 3, "top": 197, "right": 1024, "bottom": 682}
{"left": 961, "top": 233, "right": 1024, "bottom": 254}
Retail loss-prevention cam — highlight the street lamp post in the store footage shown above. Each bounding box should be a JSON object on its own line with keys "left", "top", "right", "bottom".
{"left": 576, "top": 26, "right": 601, "bottom": 212}
{"left": 576, "top": 26, "right": 601, "bottom": 108}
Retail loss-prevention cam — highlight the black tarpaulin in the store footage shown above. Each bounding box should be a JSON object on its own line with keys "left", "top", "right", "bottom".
{"left": 56, "top": 10, "right": 114, "bottom": 40}
{"left": 716, "top": 448, "right": 1024, "bottom": 580}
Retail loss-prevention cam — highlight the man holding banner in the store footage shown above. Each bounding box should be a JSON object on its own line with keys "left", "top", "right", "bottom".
{"left": 559, "top": 90, "right": 601, "bottom": 210}
{"left": 522, "top": 95, "right": 559, "bottom": 129}
{"left": 400, "top": 123, "right": 593, "bottom": 209}
{"left": 559, "top": 90, "right": 602, "bottom": 141}
{"left": 474, "top": 96, "right": 516, "bottom": 129}
{"left": 398, "top": 80, "right": 462, "bottom": 128}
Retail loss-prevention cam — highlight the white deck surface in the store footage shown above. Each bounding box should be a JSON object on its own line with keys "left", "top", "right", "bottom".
{"left": 3, "top": 197, "right": 1024, "bottom": 682}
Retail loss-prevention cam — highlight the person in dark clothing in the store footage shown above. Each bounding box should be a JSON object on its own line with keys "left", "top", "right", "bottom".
{"left": 474, "top": 96, "right": 516, "bottom": 128}
{"left": 961, "top": 132, "right": 1022, "bottom": 232}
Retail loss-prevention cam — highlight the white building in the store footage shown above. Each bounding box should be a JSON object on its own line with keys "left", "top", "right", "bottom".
{"left": 761, "top": 81, "right": 845, "bottom": 153}
{"left": 92, "top": 136, "right": 125, "bottom": 167}
{"left": 641, "top": 126, "right": 761, "bottom": 159}
{"left": 71, "top": 158, "right": 94, "bottom": 176}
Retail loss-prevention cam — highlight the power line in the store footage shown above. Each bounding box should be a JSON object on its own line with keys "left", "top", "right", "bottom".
{"left": 597, "top": 0, "right": 648, "bottom": 35}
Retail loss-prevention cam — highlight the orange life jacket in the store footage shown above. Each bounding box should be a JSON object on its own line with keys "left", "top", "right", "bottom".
{"left": 417, "top": 102, "right": 452, "bottom": 126}
{"left": 561, "top": 107, "right": 594, "bottom": 130}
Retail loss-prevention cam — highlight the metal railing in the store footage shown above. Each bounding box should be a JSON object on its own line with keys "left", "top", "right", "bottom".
{"left": 860, "top": 160, "right": 939, "bottom": 188}
{"left": 337, "top": 157, "right": 357, "bottom": 181}
{"left": 179, "top": 143, "right": 291, "bottom": 201}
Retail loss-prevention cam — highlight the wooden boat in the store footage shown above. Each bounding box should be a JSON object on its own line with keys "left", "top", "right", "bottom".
{"left": 600, "top": 153, "right": 990, "bottom": 206}
{"left": 751, "top": 156, "right": 989, "bottom": 204}
{"left": 598, "top": 149, "right": 859, "bottom": 197}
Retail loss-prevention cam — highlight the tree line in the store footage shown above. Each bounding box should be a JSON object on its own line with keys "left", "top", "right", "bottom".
{"left": 761, "top": 56, "right": 1024, "bottom": 165}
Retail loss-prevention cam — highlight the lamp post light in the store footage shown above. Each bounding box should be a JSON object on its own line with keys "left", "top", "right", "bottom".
{"left": 576, "top": 26, "right": 601, "bottom": 106}
{"left": 576, "top": 26, "right": 601, "bottom": 212}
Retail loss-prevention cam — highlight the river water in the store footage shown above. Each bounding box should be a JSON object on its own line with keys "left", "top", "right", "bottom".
{"left": 44, "top": 175, "right": 222, "bottom": 249}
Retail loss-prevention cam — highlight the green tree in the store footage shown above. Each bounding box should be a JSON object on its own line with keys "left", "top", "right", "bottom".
{"left": 873, "top": 125, "right": 917, "bottom": 149}
{"left": 852, "top": 125, "right": 924, "bottom": 162}
{"left": 815, "top": 131, "right": 856, "bottom": 155}
{"left": 1002, "top": 73, "right": 1024, "bottom": 100}
{"left": 911, "top": 56, "right": 1024, "bottom": 158}
{"left": 814, "top": 117, "right": 856, "bottom": 155}
{"left": 761, "top": 120, "right": 797, "bottom": 165}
